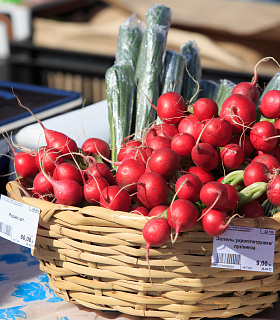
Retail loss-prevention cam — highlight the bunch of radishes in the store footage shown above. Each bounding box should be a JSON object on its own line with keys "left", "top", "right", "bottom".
{"left": 7, "top": 75, "right": 280, "bottom": 261}
{"left": 139, "top": 80, "right": 280, "bottom": 259}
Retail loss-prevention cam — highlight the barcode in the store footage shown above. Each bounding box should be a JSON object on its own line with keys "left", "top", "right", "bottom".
{"left": 0, "top": 221, "right": 13, "bottom": 236}
{"left": 217, "top": 252, "right": 241, "bottom": 265}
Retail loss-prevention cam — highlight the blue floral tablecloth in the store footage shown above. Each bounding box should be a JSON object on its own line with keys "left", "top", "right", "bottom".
{"left": 0, "top": 237, "right": 137, "bottom": 320}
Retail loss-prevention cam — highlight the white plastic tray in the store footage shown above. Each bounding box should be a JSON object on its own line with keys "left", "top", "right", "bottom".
{"left": 14, "top": 99, "right": 109, "bottom": 150}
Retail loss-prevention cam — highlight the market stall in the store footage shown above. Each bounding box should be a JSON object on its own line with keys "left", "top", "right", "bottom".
{"left": 2, "top": 2, "right": 280, "bottom": 320}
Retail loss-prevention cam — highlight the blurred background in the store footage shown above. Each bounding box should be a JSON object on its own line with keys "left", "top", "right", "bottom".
{"left": 1, "top": 0, "right": 280, "bottom": 105}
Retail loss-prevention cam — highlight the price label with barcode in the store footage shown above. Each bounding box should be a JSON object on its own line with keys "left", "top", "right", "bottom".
{"left": 0, "top": 194, "right": 40, "bottom": 249}
{"left": 211, "top": 225, "right": 275, "bottom": 273}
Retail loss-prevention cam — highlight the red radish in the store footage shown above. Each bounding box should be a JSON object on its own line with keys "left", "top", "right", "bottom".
{"left": 191, "top": 142, "right": 220, "bottom": 171}
{"left": 187, "top": 166, "right": 215, "bottom": 185}
{"left": 167, "top": 199, "right": 199, "bottom": 243}
{"left": 156, "top": 91, "right": 186, "bottom": 124}
{"left": 220, "top": 94, "right": 256, "bottom": 134}
{"left": 100, "top": 185, "right": 131, "bottom": 211}
{"left": 17, "top": 101, "right": 78, "bottom": 158}
{"left": 251, "top": 154, "right": 280, "bottom": 173}
{"left": 220, "top": 143, "right": 244, "bottom": 169}
{"left": 115, "top": 159, "right": 146, "bottom": 194}
{"left": 32, "top": 172, "right": 54, "bottom": 195}
{"left": 267, "top": 175, "right": 280, "bottom": 206}
{"left": 171, "top": 133, "right": 195, "bottom": 157}
{"left": 144, "top": 123, "right": 179, "bottom": 145}
{"left": 83, "top": 176, "right": 109, "bottom": 205}
{"left": 3, "top": 133, "right": 38, "bottom": 178}
{"left": 260, "top": 90, "right": 280, "bottom": 119}
{"left": 238, "top": 200, "right": 264, "bottom": 218}
{"left": 118, "top": 139, "right": 142, "bottom": 162}
{"left": 192, "top": 97, "right": 218, "bottom": 121}
{"left": 178, "top": 114, "right": 202, "bottom": 140}
{"left": 39, "top": 122, "right": 71, "bottom": 147}
{"left": 152, "top": 123, "right": 179, "bottom": 140}
{"left": 200, "top": 181, "right": 228, "bottom": 209}
{"left": 48, "top": 137, "right": 77, "bottom": 160}
{"left": 148, "top": 205, "right": 169, "bottom": 217}
{"left": 200, "top": 208, "right": 230, "bottom": 236}
{"left": 231, "top": 77, "right": 260, "bottom": 106}
{"left": 200, "top": 117, "right": 233, "bottom": 147}
{"left": 14, "top": 151, "right": 38, "bottom": 178}
{"left": 220, "top": 184, "right": 239, "bottom": 213}
{"left": 84, "top": 162, "right": 117, "bottom": 185}
{"left": 250, "top": 120, "right": 278, "bottom": 152}
{"left": 81, "top": 137, "right": 111, "bottom": 159}
{"left": 230, "top": 134, "right": 254, "bottom": 158}
{"left": 36, "top": 146, "right": 63, "bottom": 175}
{"left": 143, "top": 128, "right": 157, "bottom": 146}
{"left": 36, "top": 151, "right": 83, "bottom": 205}
{"left": 243, "top": 161, "right": 270, "bottom": 187}
{"left": 175, "top": 173, "right": 203, "bottom": 202}
{"left": 142, "top": 217, "right": 171, "bottom": 262}
{"left": 121, "top": 146, "right": 152, "bottom": 164}
{"left": 147, "top": 135, "right": 171, "bottom": 151}
{"left": 148, "top": 148, "right": 180, "bottom": 180}
{"left": 130, "top": 206, "right": 149, "bottom": 216}
{"left": 53, "top": 162, "right": 83, "bottom": 185}
{"left": 137, "top": 172, "right": 169, "bottom": 210}
{"left": 51, "top": 178, "right": 83, "bottom": 205}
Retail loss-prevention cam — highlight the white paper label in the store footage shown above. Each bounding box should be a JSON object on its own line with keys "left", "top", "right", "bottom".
{"left": 0, "top": 194, "right": 40, "bottom": 249}
{"left": 211, "top": 225, "right": 275, "bottom": 273}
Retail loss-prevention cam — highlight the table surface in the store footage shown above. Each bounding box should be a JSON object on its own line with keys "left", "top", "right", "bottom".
{"left": 0, "top": 235, "right": 280, "bottom": 320}
{"left": 0, "top": 236, "right": 141, "bottom": 320}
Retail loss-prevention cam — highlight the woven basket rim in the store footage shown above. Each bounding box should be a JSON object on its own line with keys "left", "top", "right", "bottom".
{"left": 6, "top": 179, "right": 280, "bottom": 230}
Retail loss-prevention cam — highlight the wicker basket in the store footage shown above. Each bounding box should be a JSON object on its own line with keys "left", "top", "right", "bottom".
{"left": 6, "top": 179, "right": 280, "bottom": 320}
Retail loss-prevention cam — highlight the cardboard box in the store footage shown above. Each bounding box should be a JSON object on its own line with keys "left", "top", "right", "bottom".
{"left": 31, "top": 0, "right": 280, "bottom": 77}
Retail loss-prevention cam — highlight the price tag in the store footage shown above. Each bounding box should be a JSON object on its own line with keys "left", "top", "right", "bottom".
{"left": 211, "top": 225, "right": 275, "bottom": 273}
{"left": 0, "top": 194, "right": 40, "bottom": 249}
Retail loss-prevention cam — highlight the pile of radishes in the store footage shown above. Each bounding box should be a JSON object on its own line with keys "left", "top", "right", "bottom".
{"left": 6, "top": 75, "right": 280, "bottom": 261}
